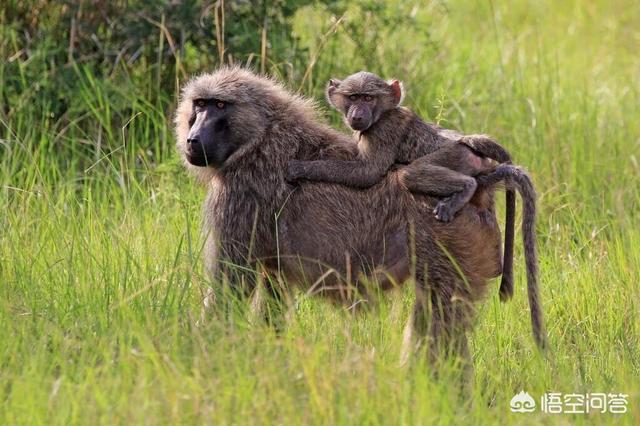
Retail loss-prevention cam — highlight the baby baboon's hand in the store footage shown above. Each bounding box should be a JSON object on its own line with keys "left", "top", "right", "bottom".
{"left": 286, "top": 160, "right": 306, "bottom": 182}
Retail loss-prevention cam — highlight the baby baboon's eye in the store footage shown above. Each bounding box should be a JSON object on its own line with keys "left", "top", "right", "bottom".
{"left": 216, "top": 101, "right": 226, "bottom": 109}
{"left": 364, "top": 95, "right": 373, "bottom": 101}
{"left": 195, "top": 99, "right": 206, "bottom": 108}
{"left": 349, "top": 94, "right": 358, "bottom": 101}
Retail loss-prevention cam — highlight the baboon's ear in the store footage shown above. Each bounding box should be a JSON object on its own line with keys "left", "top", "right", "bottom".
{"left": 389, "top": 80, "right": 404, "bottom": 105}
{"left": 326, "top": 79, "right": 342, "bottom": 108}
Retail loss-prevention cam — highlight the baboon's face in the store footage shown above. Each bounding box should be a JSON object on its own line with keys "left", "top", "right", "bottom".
{"left": 341, "top": 92, "right": 377, "bottom": 131}
{"left": 326, "top": 72, "right": 403, "bottom": 132}
{"left": 185, "top": 98, "right": 235, "bottom": 167}
{"left": 327, "top": 80, "right": 377, "bottom": 131}
{"left": 177, "top": 70, "right": 273, "bottom": 175}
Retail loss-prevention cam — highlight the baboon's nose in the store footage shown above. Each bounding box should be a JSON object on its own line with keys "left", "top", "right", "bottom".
{"left": 351, "top": 117, "right": 368, "bottom": 130}
{"left": 351, "top": 117, "right": 364, "bottom": 127}
{"left": 187, "top": 137, "right": 199, "bottom": 145}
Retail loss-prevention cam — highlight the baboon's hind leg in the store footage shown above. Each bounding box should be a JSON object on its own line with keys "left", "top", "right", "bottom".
{"left": 400, "top": 162, "right": 479, "bottom": 222}
{"left": 404, "top": 236, "right": 475, "bottom": 371}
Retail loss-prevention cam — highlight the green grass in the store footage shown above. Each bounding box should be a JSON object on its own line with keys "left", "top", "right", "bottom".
{"left": 1, "top": 0, "right": 639, "bottom": 424}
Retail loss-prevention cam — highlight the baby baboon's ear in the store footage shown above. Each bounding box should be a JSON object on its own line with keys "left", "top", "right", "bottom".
{"left": 389, "top": 80, "right": 404, "bottom": 105}
{"left": 325, "top": 79, "right": 342, "bottom": 108}
{"left": 328, "top": 78, "right": 341, "bottom": 88}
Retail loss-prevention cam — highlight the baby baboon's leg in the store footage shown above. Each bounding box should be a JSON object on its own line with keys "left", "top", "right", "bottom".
{"left": 432, "top": 179, "right": 477, "bottom": 222}
{"left": 400, "top": 160, "right": 477, "bottom": 222}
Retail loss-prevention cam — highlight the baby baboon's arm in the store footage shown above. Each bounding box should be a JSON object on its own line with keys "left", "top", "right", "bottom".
{"left": 286, "top": 159, "right": 387, "bottom": 188}
{"left": 287, "top": 144, "right": 397, "bottom": 189}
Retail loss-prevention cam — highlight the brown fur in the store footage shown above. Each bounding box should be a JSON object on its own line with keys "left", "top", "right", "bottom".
{"left": 286, "top": 72, "right": 544, "bottom": 347}
{"left": 287, "top": 72, "right": 518, "bottom": 303}
{"left": 176, "top": 67, "right": 516, "bottom": 363}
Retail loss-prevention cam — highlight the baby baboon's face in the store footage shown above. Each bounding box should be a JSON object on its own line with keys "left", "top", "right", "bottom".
{"left": 340, "top": 91, "right": 378, "bottom": 131}
{"left": 325, "top": 71, "right": 403, "bottom": 132}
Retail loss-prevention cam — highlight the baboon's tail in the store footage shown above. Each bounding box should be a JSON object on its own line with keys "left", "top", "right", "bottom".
{"left": 500, "top": 189, "right": 516, "bottom": 301}
{"left": 476, "top": 165, "right": 546, "bottom": 349}
{"left": 462, "top": 135, "right": 516, "bottom": 301}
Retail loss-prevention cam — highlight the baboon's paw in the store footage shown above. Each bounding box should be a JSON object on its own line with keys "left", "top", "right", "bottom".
{"left": 285, "top": 160, "right": 305, "bottom": 182}
{"left": 434, "top": 200, "right": 455, "bottom": 222}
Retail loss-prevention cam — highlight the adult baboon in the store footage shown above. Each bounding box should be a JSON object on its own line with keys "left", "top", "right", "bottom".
{"left": 175, "top": 67, "right": 543, "bottom": 362}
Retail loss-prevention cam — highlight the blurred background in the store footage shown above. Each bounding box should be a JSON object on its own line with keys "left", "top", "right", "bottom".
{"left": 1, "top": 1, "right": 639, "bottom": 423}
{"left": 2, "top": 0, "right": 639, "bottom": 201}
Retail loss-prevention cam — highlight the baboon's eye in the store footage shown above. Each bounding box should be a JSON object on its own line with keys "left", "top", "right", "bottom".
{"left": 195, "top": 99, "right": 206, "bottom": 108}
{"left": 216, "top": 101, "right": 226, "bottom": 110}
{"left": 364, "top": 95, "right": 373, "bottom": 102}
{"left": 349, "top": 94, "right": 358, "bottom": 101}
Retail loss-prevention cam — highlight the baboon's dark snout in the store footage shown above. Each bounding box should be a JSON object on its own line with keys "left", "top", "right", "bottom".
{"left": 350, "top": 117, "right": 369, "bottom": 131}
{"left": 186, "top": 134, "right": 206, "bottom": 157}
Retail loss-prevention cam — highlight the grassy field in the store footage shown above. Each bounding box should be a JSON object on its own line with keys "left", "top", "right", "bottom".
{"left": 1, "top": 0, "right": 639, "bottom": 424}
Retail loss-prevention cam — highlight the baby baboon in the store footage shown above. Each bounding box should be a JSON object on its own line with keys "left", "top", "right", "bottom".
{"left": 287, "top": 72, "right": 513, "bottom": 220}
{"left": 286, "top": 71, "right": 520, "bottom": 302}
{"left": 176, "top": 67, "right": 544, "bottom": 364}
